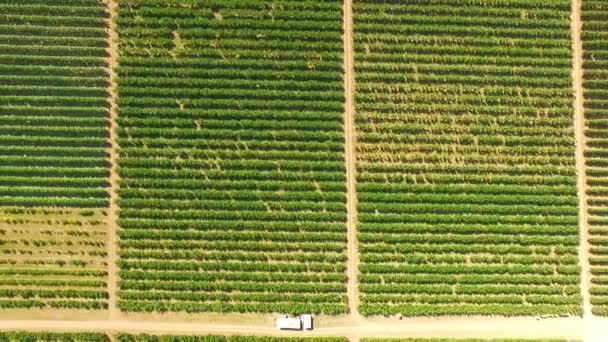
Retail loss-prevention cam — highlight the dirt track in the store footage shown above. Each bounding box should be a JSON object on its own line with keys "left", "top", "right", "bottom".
{"left": 571, "top": 0, "right": 592, "bottom": 318}
{"left": 342, "top": 0, "right": 361, "bottom": 322}
{"left": 103, "top": 0, "right": 120, "bottom": 320}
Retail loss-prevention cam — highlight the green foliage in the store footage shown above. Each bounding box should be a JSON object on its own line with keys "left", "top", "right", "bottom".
{"left": 354, "top": 0, "right": 580, "bottom": 317}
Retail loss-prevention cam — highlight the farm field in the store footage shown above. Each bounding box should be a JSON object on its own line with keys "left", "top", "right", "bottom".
{"left": 0, "top": 0, "right": 111, "bottom": 208}
{"left": 0, "top": 0, "right": 111, "bottom": 315}
{"left": 115, "top": 0, "right": 347, "bottom": 314}
{"left": 581, "top": 0, "right": 608, "bottom": 317}
{"left": 0, "top": 208, "right": 108, "bottom": 311}
{"left": 353, "top": 0, "right": 581, "bottom": 316}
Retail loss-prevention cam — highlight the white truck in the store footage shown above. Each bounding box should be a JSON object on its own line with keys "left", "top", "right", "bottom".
{"left": 276, "top": 315, "right": 302, "bottom": 330}
{"left": 276, "top": 314, "right": 313, "bottom": 331}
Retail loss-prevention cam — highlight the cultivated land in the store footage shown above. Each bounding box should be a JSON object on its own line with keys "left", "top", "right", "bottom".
{"left": 353, "top": 0, "right": 581, "bottom": 316}
{"left": 2, "top": 0, "right": 608, "bottom": 339}
{"left": 0, "top": 0, "right": 111, "bottom": 315}
{"left": 114, "top": 0, "right": 347, "bottom": 314}
{"left": 0, "top": 0, "right": 110, "bottom": 208}
{"left": 581, "top": 0, "right": 608, "bottom": 317}
{"left": 0, "top": 208, "right": 108, "bottom": 311}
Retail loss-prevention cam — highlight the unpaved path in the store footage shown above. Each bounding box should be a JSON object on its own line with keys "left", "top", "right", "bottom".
{"left": 571, "top": 0, "right": 592, "bottom": 319}
{"left": 103, "top": 0, "right": 120, "bottom": 320}
{"left": 0, "top": 317, "right": 605, "bottom": 339}
{"left": 342, "top": 0, "right": 361, "bottom": 321}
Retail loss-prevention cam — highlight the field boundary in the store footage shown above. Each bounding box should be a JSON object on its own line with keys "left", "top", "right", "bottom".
{"left": 103, "top": 0, "right": 120, "bottom": 320}
{"left": 571, "top": 0, "right": 592, "bottom": 318}
{"left": 343, "top": 0, "right": 360, "bottom": 321}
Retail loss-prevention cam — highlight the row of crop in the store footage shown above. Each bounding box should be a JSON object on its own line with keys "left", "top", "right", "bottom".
{"left": 360, "top": 172, "right": 574, "bottom": 186}
{"left": 359, "top": 232, "right": 576, "bottom": 246}
{"left": 0, "top": 289, "right": 107, "bottom": 299}
{"left": 120, "top": 47, "right": 341, "bottom": 62}
{"left": 0, "top": 197, "right": 107, "bottom": 208}
{"left": 359, "top": 304, "right": 581, "bottom": 317}
{"left": 119, "top": 179, "right": 345, "bottom": 191}
{"left": 118, "top": 210, "right": 346, "bottom": 223}
{"left": 360, "top": 274, "right": 578, "bottom": 285}
{"left": 358, "top": 193, "right": 577, "bottom": 206}
{"left": 358, "top": 133, "right": 573, "bottom": 148}
{"left": 119, "top": 147, "right": 343, "bottom": 161}
{"left": 119, "top": 137, "right": 343, "bottom": 152}
{"left": 120, "top": 168, "right": 344, "bottom": 181}
{"left": 0, "top": 332, "right": 109, "bottom": 342}
{"left": 360, "top": 243, "right": 577, "bottom": 255}
{"left": 0, "top": 299, "right": 107, "bottom": 310}
{"left": 120, "top": 270, "right": 346, "bottom": 283}
{"left": 358, "top": 213, "right": 577, "bottom": 225}
{"left": 118, "top": 260, "right": 346, "bottom": 273}
{"left": 120, "top": 250, "right": 345, "bottom": 263}
{"left": 361, "top": 283, "right": 578, "bottom": 296}
{"left": 361, "top": 253, "right": 576, "bottom": 265}
{"left": 0, "top": 177, "right": 107, "bottom": 188}
{"left": 118, "top": 199, "right": 345, "bottom": 212}
{"left": 122, "top": 37, "right": 341, "bottom": 52}
{"left": 120, "top": 240, "right": 344, "bottom": 253}
{"left": 116, "top": 17, "right": 342, "bottom": 33}
{"left": 362, "top": 294, "right": 579, "bottom": 305}
{"left": 359, "top": 223, "right": 576, "bottom": 235}
{"left": 358, "top": 162, "right": 574, "bottom": 176}
{"left": 0, "top": 15, "right": 106, "bottom": 28}
{"left": 118, "top": 301, "right": 346, "bottom": 315}
{"left": 358, "top": 203, "right": 577, "bottom": 216}
{"left": 359, "top": 264, "right": 579, "bottom": 276}
{"left": 121, "top": 77, "right": 342, "bottom": 92}
{"left": 119, "top": 97, "right": 342, "bottom": 111}
{"left": 119, "top": 291, "right": 345, "bottom": 304}
{"left": 118, "top": 188, "right": 345, "bottom": 202}
{"left": 119, "top": 66, "right": 341, "bottom": 82}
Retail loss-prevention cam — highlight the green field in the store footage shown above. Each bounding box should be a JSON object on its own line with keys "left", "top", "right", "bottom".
{"left": 353, "top": 0, "right": 581, "bottom": 316}
{"left": 582, "top": 0, "right": 608, "bottom": 317}
{"left": 115, "top": 0, "right": 347, "bottom": 314}
{"left": 0, "top": 0, "right": 110, "bottom": 208}
{"left": 0, "top": 0, "right": 110, "bottom": 312}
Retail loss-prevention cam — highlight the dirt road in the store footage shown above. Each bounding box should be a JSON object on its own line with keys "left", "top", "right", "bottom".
{"left": 103, "top": 0, "right": 120, "bottom": 320}
{"left": 571, "top": 0, "right": 592, "bottom": 318}
{"left": 0, "top": 317, "right": 606, "bottom": 340}
{"left": 343, "top": 0, "right": 361, "bottom": 321}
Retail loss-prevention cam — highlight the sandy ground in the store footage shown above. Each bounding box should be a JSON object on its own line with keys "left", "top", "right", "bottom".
{"left": 571, "top": 0, "right": 593, "bottom": 318}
